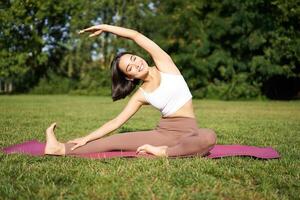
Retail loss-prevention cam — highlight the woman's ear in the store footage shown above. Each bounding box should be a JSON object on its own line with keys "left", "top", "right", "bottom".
{"left": 125, "top": 77, "right": 134, "bottom": 81}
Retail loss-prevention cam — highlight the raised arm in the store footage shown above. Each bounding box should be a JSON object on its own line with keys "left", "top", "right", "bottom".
{"left": 79, "top": 24, "right": 180, "bottom": 74}
{"left": 67, "top": 90, "right": 145, "bottom": 150}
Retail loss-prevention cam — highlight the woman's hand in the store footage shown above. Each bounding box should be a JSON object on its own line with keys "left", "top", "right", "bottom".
{"left": 78, "top": 25, "right": 105, "bottom": 37}
{"left": 78, "top": 24, "right": 138, "bottom": 39}
{"left": 67, "top": 137, "right": 89, "bottom": 151}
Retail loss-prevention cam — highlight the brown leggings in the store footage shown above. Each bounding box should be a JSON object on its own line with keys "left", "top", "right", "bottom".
{"left": 64, "top": 117, "right": 217, "bottom": 157}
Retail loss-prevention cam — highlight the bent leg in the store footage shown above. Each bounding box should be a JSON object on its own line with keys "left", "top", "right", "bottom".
{"left": 64, "top": 130, "right": 179, "bottom": 155}
{"left": 166, "top": 128, "right": 217, "bottom": 157}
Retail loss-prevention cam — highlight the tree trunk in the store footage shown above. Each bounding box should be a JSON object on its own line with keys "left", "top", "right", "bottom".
{"left": 3, "top": 81, "right": 13, "bottom": 93}
{"left": 4, "top": 82, "right": 8, "bottom": 93}
{"left": 8, "top": 82, "right": 13, "bottom": 93}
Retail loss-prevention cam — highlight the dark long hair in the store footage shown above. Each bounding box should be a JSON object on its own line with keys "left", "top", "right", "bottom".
{"left": 110, "top": 51, "right": 141, "bottom": 101}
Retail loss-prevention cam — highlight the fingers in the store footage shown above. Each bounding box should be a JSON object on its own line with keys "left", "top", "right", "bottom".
{"left": 78, "top": 27, "right": 95, "bottom": 34}
{"left": 88, "top": 30, "right": 103, "bottom": 37}
{"left": 67, "top": 139, "right": 80, "bottom": 144}
{"left": 78, "top": 26, "right": 100, "bottom": 34}
{"left": 71, "top": 144, "right": 82, "bottom": 151}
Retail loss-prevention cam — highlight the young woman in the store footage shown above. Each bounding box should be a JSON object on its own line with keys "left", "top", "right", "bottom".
{"left": 44, "top": 24, "right": 217, "bottom": 157}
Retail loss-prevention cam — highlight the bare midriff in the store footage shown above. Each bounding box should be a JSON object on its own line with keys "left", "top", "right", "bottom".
{"left": 162, "top": 99, "right": 196, "bottom": 119}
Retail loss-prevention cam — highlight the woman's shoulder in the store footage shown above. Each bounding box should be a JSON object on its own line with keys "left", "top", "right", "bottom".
{"left": 153, "top": 66, "right": 182, "bottom": 76}
{"left": 152, "top": 57, "right": 181, "bottom": 75}
{"left": 128, "top": 87, "right": 149, "bottom": 105}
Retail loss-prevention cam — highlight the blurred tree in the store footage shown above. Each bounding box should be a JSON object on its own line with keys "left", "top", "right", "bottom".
{"left": 1, "top": 0, "right": 299, "bottom": 99}
{"left": 0, "top": 0, "right": 77, "bottom": 92}
{"left": 142, "top": 0, "right": 300, "bottom": 99}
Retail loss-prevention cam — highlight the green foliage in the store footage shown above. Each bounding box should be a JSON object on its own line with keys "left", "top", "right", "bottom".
{"left": 0, "top": 0, "right": 73, "bottom": 91}
{"left": 30, "top": 70, "right": 76, "bottom": 94}
{"left": 69, "top": 68, "right": 111, "bottom": 96}
{"left": 145, "top": 0, "right": 300, "bottom": 99}
{"left": 1, "top": 0, "right": 299, "bottom": 99}
{"left": 30, "top": 66, "right": 112, "bottom": 96}
{"left": 198, "top": 73, "right": 262, "bottom": 100}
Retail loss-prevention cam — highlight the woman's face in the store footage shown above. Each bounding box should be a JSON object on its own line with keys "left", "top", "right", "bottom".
{"left": 118, "top": 54, "right": 149, "bottom": 80}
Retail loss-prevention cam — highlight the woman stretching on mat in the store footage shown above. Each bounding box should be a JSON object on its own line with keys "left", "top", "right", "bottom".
{"left": 44, "top": 24, "right": 217, "bottom": 157}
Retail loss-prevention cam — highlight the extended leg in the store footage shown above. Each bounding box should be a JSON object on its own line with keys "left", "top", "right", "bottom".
{"left": 165, "top": 128, "right": 217, "bottom": 157}
{"left": 64, "top": 129, "right": 180, "bottom": 155}
{"left": 45, "top": 122, "right": 216, "bottom": 157}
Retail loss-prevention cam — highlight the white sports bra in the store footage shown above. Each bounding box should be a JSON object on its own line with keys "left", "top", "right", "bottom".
{"left": 139, "top": 71, "right": 193, "bottom": 117}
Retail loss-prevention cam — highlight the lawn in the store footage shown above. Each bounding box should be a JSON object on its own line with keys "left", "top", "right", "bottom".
{"left": 0, "top": 95, "right": 299, "bottom": 200}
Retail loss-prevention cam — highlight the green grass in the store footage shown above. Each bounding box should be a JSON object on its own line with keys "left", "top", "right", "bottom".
{"left": 0, "top": 95, "right": 299, "bottom": 200}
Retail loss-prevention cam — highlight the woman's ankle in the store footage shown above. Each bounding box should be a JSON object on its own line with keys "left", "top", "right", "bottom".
{"left": 60, "top": 143, "right": 66, "bottom": 155}
{"left": 45, "top": 142, "right": 65, "bottom": 156}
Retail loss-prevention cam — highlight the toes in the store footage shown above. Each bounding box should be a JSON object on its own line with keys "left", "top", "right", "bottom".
{"left": 136, "top": 144, "right": 149, "bottom": 153}
{"left": 137, "top": 150, "right": 147, "bottom": 154}
{"left": 137, "top": 144, "right": 148, "bottom": 150}
{"left": 51, "top": 122, "right": 57, "bottom": 127}
{"left": 50, "top": 122, "right": 57, "bottom": 129}
{"left": 46, "top": 122, "right": 57, "bottom": 133}
{"left": 52, "top": 123, "right": 57, "bottom": 130}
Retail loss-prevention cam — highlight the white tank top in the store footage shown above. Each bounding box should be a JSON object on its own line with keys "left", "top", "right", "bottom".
{"left": 139, "top": 71, "right": 193, "bottom": 117}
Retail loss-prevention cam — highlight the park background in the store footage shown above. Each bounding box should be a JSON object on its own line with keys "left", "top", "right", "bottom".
{"left": 1, "top": 0, "right": 299, "bottom": 100}
{"left": 1, "top": 1, "right": 300, "bottom": 200}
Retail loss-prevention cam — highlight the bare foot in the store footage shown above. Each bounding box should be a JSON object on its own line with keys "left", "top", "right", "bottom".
{"left": 44, "top": 122, "right": 65, "bottom": 155}
{"left": 136, "top": 144, "right": 168, "bottom": 157}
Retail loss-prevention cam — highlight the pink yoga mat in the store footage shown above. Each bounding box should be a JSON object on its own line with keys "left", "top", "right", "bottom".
{"left": 1, "top": 140, "right": 280, "bottom": 159}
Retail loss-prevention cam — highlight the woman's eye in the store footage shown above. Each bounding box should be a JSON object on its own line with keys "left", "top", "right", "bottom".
{"left": 134, "top": 57, "right": 136, "bottom": 61}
